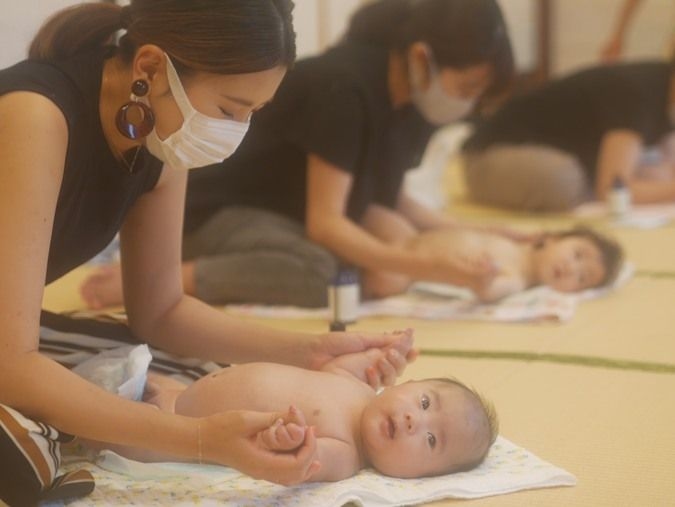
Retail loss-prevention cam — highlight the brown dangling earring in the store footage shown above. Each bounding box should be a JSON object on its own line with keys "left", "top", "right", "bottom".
{"left": 115, "top": 79, "right": 155, "bottom": 140}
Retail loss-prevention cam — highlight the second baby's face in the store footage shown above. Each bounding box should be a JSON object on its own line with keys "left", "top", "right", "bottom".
{"left": 359, "top": 380, "right": 488, "bottom": 478}
{"left": 535, "top": 236, "right": 606, "bottom": 292}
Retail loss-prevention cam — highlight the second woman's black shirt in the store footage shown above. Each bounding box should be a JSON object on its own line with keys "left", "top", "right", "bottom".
{"left": 184, "top": 43, "right": 436, "bottom": 233}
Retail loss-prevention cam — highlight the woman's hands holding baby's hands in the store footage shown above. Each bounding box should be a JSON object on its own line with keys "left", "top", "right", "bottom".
{"left": 309, "top": 328, "right": 416, "bottom": 389}
{"left": 199, "top": 408, "right": 320, "bottom": 485}
{"left": 258, "top": 405, "right": 308, "bottom": 451}
{"left": 320, "top": 329, "right": 417, "bottom": 390}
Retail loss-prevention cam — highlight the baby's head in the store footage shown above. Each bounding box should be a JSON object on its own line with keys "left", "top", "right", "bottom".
{"left": 532, "top": 226, "right": 624, "bottom": 293}
{"left": 359, "top": 378, "right": 498, "bottom": 478}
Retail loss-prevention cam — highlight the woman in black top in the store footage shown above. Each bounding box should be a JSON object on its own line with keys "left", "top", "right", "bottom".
{"left": 81, "top": 0, "right": 515, "bottom": 310}
{"left": 0, "top": 2, "right": 415, "bottom": 503}
{"left": 462, "top": 60, "right": 675, "bottom": 211}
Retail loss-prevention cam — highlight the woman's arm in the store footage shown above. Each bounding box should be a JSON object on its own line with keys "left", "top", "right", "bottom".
{"left": 596, "top": 129, "right": 675, "bottom": 203}
{"left": 396, "top": 191, "right": 460, "bottom": 230}
{"left": 305, "top": 153, "right": 494, "bottom": 286}
{"left": 117, "top": 167, "right": 413, "bottom": 374}
{"left": 0, "top": 92, "right": 319, "bottom": 485}
{"left": 600, "top": 0, "right": 643, "bottom": 62}
{"left": 398, "top": 190, "right": 535, "bottom": 242}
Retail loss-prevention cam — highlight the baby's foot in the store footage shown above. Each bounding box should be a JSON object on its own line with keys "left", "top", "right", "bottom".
{"left": 79, "top": 264, "right": 124, "bottom": 309}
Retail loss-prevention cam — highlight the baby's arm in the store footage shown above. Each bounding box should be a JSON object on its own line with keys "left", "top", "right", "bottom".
{"left": 320, "top": 329, "right": 415, "bottom": 388}
{"left": 311, "top": 437, "right": 361, "bottom": 482}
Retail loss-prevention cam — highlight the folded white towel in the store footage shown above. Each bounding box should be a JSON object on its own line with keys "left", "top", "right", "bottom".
{"left": 59, "top": 436, "right": 575, "bottom": 506}
{"left": 225, "top": 263, "right": 634, "bottom": 324}
{"left": 574, "top": 201, "right": 675, "bottom": 229}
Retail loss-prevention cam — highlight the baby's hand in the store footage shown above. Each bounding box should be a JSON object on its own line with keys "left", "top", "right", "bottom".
{"left": 322, "top": 329, "right": 417, "bottom": 390}
{"left": 257, "top": 405, "right": 308, "bottom": 451}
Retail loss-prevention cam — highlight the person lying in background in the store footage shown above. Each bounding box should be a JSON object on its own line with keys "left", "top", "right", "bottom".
{"left": 362, "top": 205, "right": 624, "bottom": 303}
{"left": 461, "top": 57, "right": 675, "bottom": 212}
{"left": 104, "top": 344, "right": 496, "bottom": 482}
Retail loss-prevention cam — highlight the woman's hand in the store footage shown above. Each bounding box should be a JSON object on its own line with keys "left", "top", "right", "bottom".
{"left": 427, "top": 249, "right": 498, "bottom": 290}
{"left": 320, "top": 329, "right": 418, "bottom": 389}
{"left": 308, "top": 328, "right": 416, "bottom": 388}
{"left": 257, "top": 405, "right": 308, "bottom": 452}
{"left": 200, "top": 409, "right": 320, "bottom": 485}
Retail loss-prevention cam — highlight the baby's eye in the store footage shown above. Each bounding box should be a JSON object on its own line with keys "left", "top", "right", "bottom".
{"left": 575, "top": 249, "right": 583, "bottom": 260}
{"left": 421, "top": 394, "right": 430, "bottom": 410}
{"left": 427, "top": 432, "right": 436, "bottom": 449}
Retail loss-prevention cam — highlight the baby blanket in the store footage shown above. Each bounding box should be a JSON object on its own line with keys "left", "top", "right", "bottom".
{"left": 574, "top": 201, "right": 675, "bottom": 229}
{"left": 224, "top": 263, "right": 634, "bottom": 324}
{"left": 53, "top": 436, "right": 575, "bottom": 507}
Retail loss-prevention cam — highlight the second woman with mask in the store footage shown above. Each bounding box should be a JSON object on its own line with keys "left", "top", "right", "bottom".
{"left": 82, "top": 0, "right": 514, "bottom": 309}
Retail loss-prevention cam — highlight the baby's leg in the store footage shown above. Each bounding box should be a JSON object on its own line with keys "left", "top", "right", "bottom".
{"left": 362, "top": 270, "right": 413, "bottom": 299}
{"left": 142, "top": 372, "right": 188, "bottom": 413}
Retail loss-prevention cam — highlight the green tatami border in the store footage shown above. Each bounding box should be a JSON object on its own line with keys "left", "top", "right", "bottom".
{"left": 420, "top": 349, "right": 675, "bottom": 375}
{"left": 635, "top": 270, "right": 675, "bottom": 279}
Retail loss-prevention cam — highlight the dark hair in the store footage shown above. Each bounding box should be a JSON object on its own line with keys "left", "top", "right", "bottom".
{"left": 345, "top": 0, "right": 513, "bottom": 95}
{"left": 537, "top": 225, "right": 625, "bottom": 287}
{"left": 427, "top": 377, "right": 498, "bottom": 473}
{"left": 29, "top": 0, "right": 296, "bottom": 75}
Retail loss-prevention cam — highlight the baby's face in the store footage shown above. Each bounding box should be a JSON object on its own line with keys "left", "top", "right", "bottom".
{"left": 535, "top": 236, "right": 606, "bottom": 292}
{"left": 359, "top": 380, "right": 486, "bottom": 478}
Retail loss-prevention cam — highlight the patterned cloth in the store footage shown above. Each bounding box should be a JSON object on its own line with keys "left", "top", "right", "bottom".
{"left": 0, "top": 404, "right": 94, "bottom": 506}
{"left": 55, "top": 436, "right": 575, "bottom": 506}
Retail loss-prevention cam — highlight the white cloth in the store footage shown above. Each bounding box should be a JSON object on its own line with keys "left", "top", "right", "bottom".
{"left": 72, "top": 344, "right": 152, "bottom": 401}
{"left": 59, "top": 436, "right": 575, "bottom": 506}
{"left": 574, "top": 201, "right": 675, "bottom": 229}
{"left": 225, "top": 263, "right": 634, "bottom": 324}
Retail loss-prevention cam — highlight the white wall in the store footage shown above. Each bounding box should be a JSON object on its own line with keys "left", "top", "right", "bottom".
{"left": 3, "top": 0, "right": 671, "bottom": 78}
{"left": 294, "top": 0, "right": 365, "bottom": 58}
{"left": 552, "top": 0, "right": 674, "bottom": 76}
{"left": 294, "top": 0, "right": 540, "bottom": 73}
{"left": 0, "top": 0, "right": 88, "bottom": 69}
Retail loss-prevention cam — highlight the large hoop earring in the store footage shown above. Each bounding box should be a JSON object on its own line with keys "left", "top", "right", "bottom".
{"left": 115, "top": 79, "right": 155, "bottom": 140}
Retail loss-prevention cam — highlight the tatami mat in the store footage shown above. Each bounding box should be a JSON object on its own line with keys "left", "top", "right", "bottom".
{"left": 41, "top": 161, "right": 674, "bottom": 506}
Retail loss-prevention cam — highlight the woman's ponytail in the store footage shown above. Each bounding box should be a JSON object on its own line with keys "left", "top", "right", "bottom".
{"left": 29, "top": 3, "right": 124, "bottom": 60}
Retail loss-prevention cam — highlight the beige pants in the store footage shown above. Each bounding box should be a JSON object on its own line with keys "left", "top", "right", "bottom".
{"left": 463, "top": 144, "right": 591, "bottom": 212}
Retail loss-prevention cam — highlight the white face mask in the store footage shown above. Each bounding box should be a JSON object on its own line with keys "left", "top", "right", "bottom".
{"left": 409, "top": 49, "right": 475, "bottom": 126}
{"left": 144, "top": 54, "right": 250, "bottom": 171}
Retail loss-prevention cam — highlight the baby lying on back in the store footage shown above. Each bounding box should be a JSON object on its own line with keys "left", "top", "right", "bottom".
{"left": 143, "top": 347, "right": 498, "bottom": 482}
{"left": 366, "top": 225, "right": 624, "bottom": 303}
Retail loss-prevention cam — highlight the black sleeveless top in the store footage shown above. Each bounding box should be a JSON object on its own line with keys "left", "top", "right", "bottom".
{"left": 184, "top": 43, "right": 436, "bottom": 233}
{"left": 0, "top": 49, "right": 163, "bottom": 283}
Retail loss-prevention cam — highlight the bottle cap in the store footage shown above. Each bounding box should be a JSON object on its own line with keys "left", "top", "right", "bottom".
{"left": 612, "top": 176, "right": 626, "bottom": 189}
{"left": 330, "top": 267, "right": 359, "bottom": 286}
{"left": 329, "top": 321, "right": 347, "bottom": 332}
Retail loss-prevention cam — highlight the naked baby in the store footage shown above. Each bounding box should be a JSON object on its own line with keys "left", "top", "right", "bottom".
{"left": 364, "top": 225, "right": 624, "bottom": 303}
{"left": 142, "top": 348, "right": 497, "bottom": 482}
